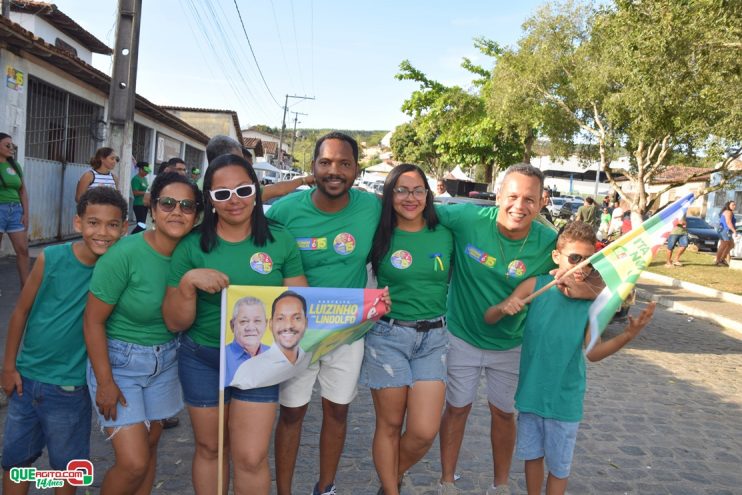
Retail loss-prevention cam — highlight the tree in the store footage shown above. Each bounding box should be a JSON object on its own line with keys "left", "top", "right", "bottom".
{"left": 485, "top": 0, "right": 742, "bottom": 213}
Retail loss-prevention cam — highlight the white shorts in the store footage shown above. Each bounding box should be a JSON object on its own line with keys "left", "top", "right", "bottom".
{"left": 279, "top": 338, "right": 365, "bottom": 408}
{"left": 445, "top": 333, "right": 521, "bottom": 413}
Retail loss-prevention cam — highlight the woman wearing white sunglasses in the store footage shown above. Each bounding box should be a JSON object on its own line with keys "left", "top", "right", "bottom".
{"left": 163, "top": 154, "right": 308, "bottom": 495}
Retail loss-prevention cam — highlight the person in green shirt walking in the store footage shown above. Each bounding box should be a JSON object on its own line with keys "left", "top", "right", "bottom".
{"left": 131, "top": 161, "right": 151, "bottom": 234}
{"left": 575, "top": 197, "right": 599, "bottom": 231}
{"left": 484, "top": 222, "right": 655, "bottom": 495}
{"left": 0, "top": 132, "right": 30, "bottom": 286}
{"left": 162, "top": 154, "right": 307, "bottom": 495}
{"left": 363, "top": 164, "right": 453, "bottom": 495}
{"left": 84, "top": 172, "right": 203, "bottom": 495}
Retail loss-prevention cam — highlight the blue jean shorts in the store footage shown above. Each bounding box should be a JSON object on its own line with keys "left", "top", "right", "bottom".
{"left": 2, "top": 375, "right": 91, "bottom": 470}
{"left": 0, "top": 202, "right": 24, "bottom": 233}
{"left": 515, "top": 412, "right": 580, "bottom": 479}
{"left": 87, "top": 338, "right": 182, "bottom": 428}
{"left": 178, "top": 334, "right": 278, "bottom": 407}
{"left": 719, "top": 228, "right": 732, "bottom": 241}
{"left": 360, "top": 317, "right": 448, "bottom": 389}
{"left": 667, "top": 234, "right": 688, "bottom": 249}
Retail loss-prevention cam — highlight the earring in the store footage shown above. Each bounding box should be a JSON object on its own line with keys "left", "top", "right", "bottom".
{"left": 212, "top": 207, "right": 216, "bottom": 214}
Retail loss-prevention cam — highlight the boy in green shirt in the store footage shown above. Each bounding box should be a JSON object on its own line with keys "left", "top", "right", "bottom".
{"left": 485, "top": 222, "right": 655, "bottom": 495}
{"left": 1, "top": 188, "right": 128, "bottom": 494}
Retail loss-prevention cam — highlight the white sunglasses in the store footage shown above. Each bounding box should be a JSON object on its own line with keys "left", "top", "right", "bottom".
{"left": 209, "top": 184, "right": 256, "bottom": 202}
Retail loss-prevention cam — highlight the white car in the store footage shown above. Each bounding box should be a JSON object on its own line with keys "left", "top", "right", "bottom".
{"left": 546, "top": 197, "right": 566, "bottom": 217}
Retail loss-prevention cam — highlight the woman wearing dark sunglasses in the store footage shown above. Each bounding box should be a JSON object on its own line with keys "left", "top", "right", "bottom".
{"left": 75, "top": 147, "right": 121, "bottom": 202}
{"left": 84, "top": 172, "right": 202, "bottom": 494}
{"left": 0, "top": 132, "right": 30, "bottom": 286}
{"left": 163, "top": 153, "right": 308, "bottom": 495}
{"left": 364, "top": 164, "right": 453, "bottom": 495}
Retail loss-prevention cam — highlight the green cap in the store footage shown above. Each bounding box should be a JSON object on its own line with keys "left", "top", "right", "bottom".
{"left": 192, "top": 168, "right": 201, "bottom": 175}
{"left": 143, "top": 166, "right": 152, "bottom": 173}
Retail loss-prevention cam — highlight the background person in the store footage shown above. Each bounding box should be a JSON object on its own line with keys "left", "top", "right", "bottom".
{"left": 131, "top": 161, "right": 151, "bottom": 234}
{"left": 84, "top": 172, "right": 202, "bottom": 495}
{"left": 0, "top": 132, "right": 30, "bottom": 286}
{"left": 163, "top": 154, "right": 307, "bottom": 495}
{"left": 75, "top": 147, "right": 119, "bottom": 202}
{"left": 715, "top": 201, "right": 736, "bottom": 266}
{"left": 364, "top": 164, "right": 453, "bottom": 495}
{"left": 665, "top": 217, "right": 688, "bottom": 267}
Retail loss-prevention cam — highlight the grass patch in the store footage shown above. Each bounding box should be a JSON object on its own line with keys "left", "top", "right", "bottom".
{"left": 646, "top": 247, "right": 741, "bottom": 295}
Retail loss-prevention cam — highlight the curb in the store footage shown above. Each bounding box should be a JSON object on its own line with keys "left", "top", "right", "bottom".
{"left": 640, "top": 271, "right": 742, "bottom": 305}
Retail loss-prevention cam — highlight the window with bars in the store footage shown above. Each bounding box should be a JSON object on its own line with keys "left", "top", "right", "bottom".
{"left": 25, "top": 77, "right": 103, "bottom": 164}
{"left": 184, "top": 144, "right": 204, "bottom": 172}
{"left": 132, "top": 122, "right": 152, "bottom": 163}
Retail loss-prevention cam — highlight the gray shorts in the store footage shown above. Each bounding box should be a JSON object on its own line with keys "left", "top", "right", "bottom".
{"left": 446, "top": 333, "right": 521, "bottom": 413}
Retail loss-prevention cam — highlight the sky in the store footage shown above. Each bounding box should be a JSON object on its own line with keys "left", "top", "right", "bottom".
{"left": 52, "top": 0, "right": 549, "bottom": 132}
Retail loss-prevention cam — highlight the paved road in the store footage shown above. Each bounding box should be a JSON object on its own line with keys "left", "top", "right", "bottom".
{"left": 1, "top": 256, "right": 741, "bottom": 494}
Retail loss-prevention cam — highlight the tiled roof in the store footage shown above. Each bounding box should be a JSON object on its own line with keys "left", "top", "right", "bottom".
{"left": 242, "top": 138, "right": 264, "bottom": 157}
{"left": 0, "top": 15, "right": 208, "bottom": 144}
{"left": 651, "top": 165, "right": 713, "bottom": 184}
{"left": 11, "top": 0, "right": 112, "bottom": 54}
{"left": 262, "top": 141, "right": 277, "bottom": 155}
{"left": 160, "top": 106, "right": 242, "bottom": 141}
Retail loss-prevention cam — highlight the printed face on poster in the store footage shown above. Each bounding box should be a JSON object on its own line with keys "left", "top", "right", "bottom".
{"left": 221, "top": 286, "right": 387, "bottom": 390}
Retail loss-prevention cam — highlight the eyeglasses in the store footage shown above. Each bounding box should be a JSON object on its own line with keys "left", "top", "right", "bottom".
{"left": 392, "top": 187, "right": 427, "bottom": 199}
{"left": 209, "top": 184, "right": 256, "bottom": 202}
{"left": 563, "top": 253, "right": 589, "bottom": 264}
{"left": 155, "top": 196, "right": 197, "bottom": 214}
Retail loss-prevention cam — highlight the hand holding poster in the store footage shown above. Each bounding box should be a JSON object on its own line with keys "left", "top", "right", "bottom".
{"left": 220, "top": 286, "right": 388, "bottom": 390}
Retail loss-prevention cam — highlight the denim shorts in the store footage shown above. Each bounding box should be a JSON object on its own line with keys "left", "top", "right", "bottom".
{"left": 2, "top": 376, "right": 91, "bottom": 470}
{"left": 360, "top": 317, "right": 448, "bottom": 389}
{"left": 667, "top": 234, "right": 688, "bottom": 249}
{"left": 719, "top": 228, "right": 732, "bottom": 241}
{"left": 515, "top": 412, "right": 580, "bottom": 479}
{"left": 178, "top": 333, "right": 278, "bottom": 407}
{"left": 0, "top": 202, "right": 24, "bottom": 233}
{"left": 87, "top": 338, "right": 182, "bottom": 428}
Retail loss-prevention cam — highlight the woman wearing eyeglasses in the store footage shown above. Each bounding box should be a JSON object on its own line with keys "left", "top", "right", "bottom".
{"left": 83, "top": 172, "right": 202, "bottom": 494}
{"left": 0, "top": 132, "right": 30, "bottom": 286}
{"left": 75, "top": 147, "right": 120, "bottom": 202}
{"left": 364, "top": 164, "right": 453, "bottom": 495}
{"left": 162, "top": 153, "right": 307, "bottom": 495}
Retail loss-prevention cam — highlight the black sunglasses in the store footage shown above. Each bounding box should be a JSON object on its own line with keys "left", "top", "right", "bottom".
{"left": 564, "top": 253, "right": 588, "bottom": 264}
{"left": 155, "top": 196, "right": 197, "bottom": 214}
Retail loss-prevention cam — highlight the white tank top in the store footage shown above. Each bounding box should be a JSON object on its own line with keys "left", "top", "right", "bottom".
{"left": 87, "top": 168, "right": 116, "bottom": 190}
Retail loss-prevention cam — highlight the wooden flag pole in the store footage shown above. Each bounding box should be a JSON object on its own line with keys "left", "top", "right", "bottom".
{"left": 522, "top": 257, "right": 595, "bottom": 304}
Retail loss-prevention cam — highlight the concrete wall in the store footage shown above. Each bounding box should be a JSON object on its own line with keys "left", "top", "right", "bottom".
{"left": 168, "top": 111, "right": 236, "bottom": 140}
{"left": 10, "top": 13, "right": 94, "bottom": 65}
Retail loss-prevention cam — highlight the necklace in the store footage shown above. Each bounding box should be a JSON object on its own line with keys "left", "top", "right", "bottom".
{"left": 496, "top": 226, "right": 530, "bottom": 279}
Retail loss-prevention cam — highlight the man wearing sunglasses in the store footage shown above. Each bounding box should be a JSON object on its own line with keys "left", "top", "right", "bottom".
{"left": 267, "top": 132, "right": 382, "bottom": 495}
{"left": 435, "top": 164, "right": 602, "bottom": 495}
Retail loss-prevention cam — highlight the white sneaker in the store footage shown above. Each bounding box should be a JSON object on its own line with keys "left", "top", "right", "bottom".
{"left": 437, "top": 481, "right": 458, "bottom": 495}
{"left": 485, "top": 484, "right": 511, "bottom": 495}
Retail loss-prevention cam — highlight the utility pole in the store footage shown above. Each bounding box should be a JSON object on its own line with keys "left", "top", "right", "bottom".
{"left": 108, "top": 0, "right": 142, "bottom": 202}
{"left": 278, "top": 94, "right": 314, "bottom": 169}
{"left": 2, "top": 0, "right": 10, "bottom": 18}
{"left": 290, "top": 111, "right": 307, "bottom": 162}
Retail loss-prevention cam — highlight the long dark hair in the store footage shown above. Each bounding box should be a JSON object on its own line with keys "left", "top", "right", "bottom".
{"left": 149, "top": 171, "right": 204, "bottom": 217}
{"left": 0, "top": 133, "right": 22, "bottom": 189}
{"left": 199, "top": 153, "right": 273, "bottom": 252}
{"left": 721, "top": 201, "right": 734, "bottom": 213}
{"left": 370, "top": 163, "right": 438, "bottom": 276}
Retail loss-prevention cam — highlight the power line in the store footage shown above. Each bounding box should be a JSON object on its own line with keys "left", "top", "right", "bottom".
{"left": 233, "top": 0, "right": 281, "bottom": 107}
{"left": 288, "top": 0, "right": 306, "bottom": 95}
{"left": 268, "top": 0, "right": 298, "bottom": 92}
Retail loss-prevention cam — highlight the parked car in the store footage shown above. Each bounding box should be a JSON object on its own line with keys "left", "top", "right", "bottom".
{"left": 685, "top": 216, "right": 719, "bottom": 251}
{"left": 546, "top": 197, "right": 566, "bottom": 217}
{"left": 434, "top": 196, "right": 497, "bottom": 207}
{"left": 558, "top": 200, "right": 583, "bottom": 220}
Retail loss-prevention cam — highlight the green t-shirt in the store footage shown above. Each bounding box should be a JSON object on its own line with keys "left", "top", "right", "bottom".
{"left": 167, "top": 226, "right": 304, "bottom": 347}
{"left": 0, "top": 160, "right": 23, "bottom": 203}
{"left": 577, "top": 204, "right": 599, "bottom": 226}
{"left": 267, "top": 188, "right": 381, "bottom": 288}
{"left": 515, "top": 275, "right": 592, "bottom": 422}
{"left": 16, "top": 243, "right": 93, "bottom": 386}
{"left": 90, "top": 233, "right": 175, "bottom": 346}
{"left": 437, "top": 204, "right": 557, "bottom": 350}
{"left": 131, "top": 174, "right": 148, "bottom": 206}
{"left": 376, "top": 225, "right": 453, "bottom": 320}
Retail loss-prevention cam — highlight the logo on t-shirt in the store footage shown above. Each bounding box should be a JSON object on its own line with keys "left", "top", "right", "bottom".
{"left": 4, "top": 166, "right": 17, "bottom": 176}
{"left": 333, "top": 233, "right": 356, "bottom": 255}
{"left": 465, "top": 243, "right": 496, "bottom": 268}
{"left": 390, "top": 250, "right": 412, "bottom": 269}
{"left": 249, "top": 252, "right": 273, "bottom": 274}
{"left": 506, "top": 260, "right": 527, "bottom": 278}
{"left": 296, "top": 237, "right": 327, "bottom": 250}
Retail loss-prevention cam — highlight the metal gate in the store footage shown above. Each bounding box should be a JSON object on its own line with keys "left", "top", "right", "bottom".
{"left": 24, "top": 77, "right": 104, "bottom": 244}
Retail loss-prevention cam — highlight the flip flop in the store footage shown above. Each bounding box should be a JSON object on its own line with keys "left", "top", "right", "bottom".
{"left": 672, "top": 261, "right": 683, "bottom": 266}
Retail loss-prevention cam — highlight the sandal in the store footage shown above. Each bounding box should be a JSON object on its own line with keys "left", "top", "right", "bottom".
{"left": 672, "top": 261, "right": 683, "bottom": 266}
{"left": 664, "top": 262, "right": 673, "bottom": 267}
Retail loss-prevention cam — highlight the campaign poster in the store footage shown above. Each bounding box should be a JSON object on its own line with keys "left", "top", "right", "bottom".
{"left": 220, "top": 286, "right": 387, "bottom": 390}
